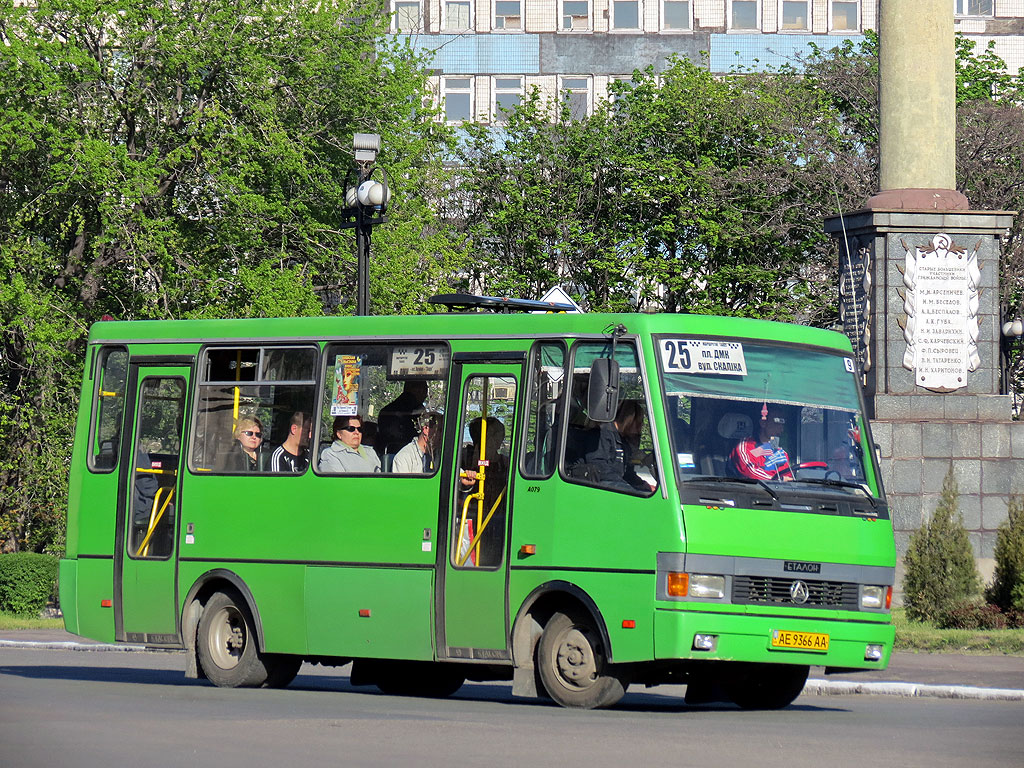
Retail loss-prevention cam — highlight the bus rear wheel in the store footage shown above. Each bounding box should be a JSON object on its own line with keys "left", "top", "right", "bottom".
{"left": 726, "top": 663, "right": 809, "bottom": 710}
{"left": 536, "top": 610, "right": 627, "bottom": 709}
{"left": 197, "top": 591, "right": 295, "bottom": 689}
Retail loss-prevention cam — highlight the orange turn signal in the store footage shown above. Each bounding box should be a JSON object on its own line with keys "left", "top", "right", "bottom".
{"left": 358, "top": 609, "right": 371, "bottom": 618}
{"left": 885, "top": 586, "right": 893, "bottom": 610}
{"left": 519, "top": 544, "right": 536, "bottom": 556}
{"left": 667, "top": 572, "right": 689, "bottom": 597}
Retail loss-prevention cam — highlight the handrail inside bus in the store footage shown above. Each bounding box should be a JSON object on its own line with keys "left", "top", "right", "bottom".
{"left": 137, "top": 487, "right": 174, "bottom": 557}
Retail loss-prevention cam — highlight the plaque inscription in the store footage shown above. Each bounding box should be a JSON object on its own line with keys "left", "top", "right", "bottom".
{"left": 898, "top": 233, "right": 981, "bottom": 392}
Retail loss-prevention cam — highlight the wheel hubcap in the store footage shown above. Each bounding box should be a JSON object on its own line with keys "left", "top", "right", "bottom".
{"left": 555, "top": 628, "right": 598, "bottom": 688}
{"left": 209, "top": 607, "right": 244, "bottom": 670}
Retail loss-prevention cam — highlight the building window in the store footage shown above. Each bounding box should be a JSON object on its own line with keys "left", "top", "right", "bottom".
{"left": 444, "top": 77, "right": 473, "bottom": 122}
{"left": 612, "top": 0, "right": 641, "bottom": 30}
{"left": 780, "top": 0, "right": 808, "bottom": 30}
{"left": 494, "top": 0, "right": 522, "bottom": 29}
{"left": 443, "top": 0, "right": 472, "bottom": 30}
{"left": 831, "top": 0, "right": 857, "bottom": 30}
{"left": 662, "top": 0, "right": 691, "bottom": 30}
{"left": 954, "top": 0, "right": 993, "bottom": 16}
{"left": 561, "top": 76, "right": 591, "bottom": 119}
{"left": 493, "top": 77, "right": 523, "bottom": 122}
{"left": 393, "top": 0, "right": 423, "bottom": 32}
{"left": 561, "top": 0, "right": 591, "bottom": 30}
{"left": 730, "top": 0, "right": 758, "bottom": 29}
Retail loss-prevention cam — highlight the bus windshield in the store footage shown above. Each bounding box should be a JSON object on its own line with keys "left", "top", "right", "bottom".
{"left": 658, "top": 338, "right": 875, "bottom": 496}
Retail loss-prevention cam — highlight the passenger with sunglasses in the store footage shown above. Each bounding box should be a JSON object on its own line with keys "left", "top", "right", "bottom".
{"left": 217, "top": 416, "right": 267, "bottom": 472}
{"left": 319, "top": 415, "right": 381, "bottom": 473}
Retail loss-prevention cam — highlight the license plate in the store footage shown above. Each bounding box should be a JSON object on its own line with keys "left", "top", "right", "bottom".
{"left": 771, "top": 630, "right": 830, "bottom": 651}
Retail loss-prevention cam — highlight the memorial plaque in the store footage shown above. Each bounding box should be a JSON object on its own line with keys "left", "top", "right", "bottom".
{"left": 899, "top": 233, "right": 981, "bottom": 392}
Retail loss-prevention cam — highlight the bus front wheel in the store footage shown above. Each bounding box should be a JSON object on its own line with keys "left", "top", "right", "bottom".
{"left": 536, "top": 610, "right": 628, "bottom": 709}
{"left": 726, "top": 663, "right": 809, "bottom": 710}
{"left": 197, "top": 591, "right": 297, "bottom": 689}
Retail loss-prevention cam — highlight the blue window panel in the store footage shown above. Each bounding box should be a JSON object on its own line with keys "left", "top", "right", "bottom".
{"left": 393, "top": 34, "right": 540, "bottom": 75}
{"left": 709, "top": 33, "right": 863, "bottom": 73}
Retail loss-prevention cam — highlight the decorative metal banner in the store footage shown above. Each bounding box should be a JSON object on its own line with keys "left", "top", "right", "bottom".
{"left": 898, "top": 233, "right": 981, "bottom": 392}
{"left": 839, "top": 242, "right": 872, "bottom": 375}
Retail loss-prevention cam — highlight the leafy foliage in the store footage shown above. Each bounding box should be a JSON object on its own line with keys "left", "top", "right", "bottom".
{"left": 902, "top": 468, "right": 982, "bottom": 623}
{"left": 987, "top": 496, "right": 1024, "bottom": 613}
{"left": 0, "top": 0, "right": 465, "bottom": 552}
{"left": 0, "top": 553, "right": 59, "bottom": 616}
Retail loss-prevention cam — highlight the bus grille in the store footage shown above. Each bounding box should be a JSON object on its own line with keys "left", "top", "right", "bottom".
{"left": 732, "top": 576, "right": 859, "bottom": 609}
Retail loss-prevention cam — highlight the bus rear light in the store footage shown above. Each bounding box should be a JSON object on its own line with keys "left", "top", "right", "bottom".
{"left": 667, "top": 572, "right": 689, "bottom": 597}
{"left": 622, "top": 620, "right": 636, "bottom": 629}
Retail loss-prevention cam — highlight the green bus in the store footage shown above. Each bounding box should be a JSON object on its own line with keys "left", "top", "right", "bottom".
{"left": 60, "top": 298, "right": 895, "bottom": 709}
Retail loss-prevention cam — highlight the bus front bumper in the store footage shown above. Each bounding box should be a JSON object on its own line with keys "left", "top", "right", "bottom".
{"left": 654, "top": 607, "right": 894, "bottom": 670}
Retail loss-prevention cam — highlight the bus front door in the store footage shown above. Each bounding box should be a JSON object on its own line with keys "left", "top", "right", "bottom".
{"left": 440, "top": 357, "right": 523, "bottom": 660}
{"left": 115, "top": 364, "right": 190, "bottom": 645}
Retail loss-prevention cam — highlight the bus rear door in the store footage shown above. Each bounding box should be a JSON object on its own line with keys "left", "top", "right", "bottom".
{"left": 439, "top": 353, "right": 524, "bottom": 661}
{"left": 115, "top": 362, "right": 190, "bottom": 644}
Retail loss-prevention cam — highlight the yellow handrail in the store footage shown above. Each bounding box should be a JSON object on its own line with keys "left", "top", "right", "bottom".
{"left": 456, "top": 489, "right": 506, "bottom": 567}
{"left": 138, "top": 488, "right": 174, "bottom": 557}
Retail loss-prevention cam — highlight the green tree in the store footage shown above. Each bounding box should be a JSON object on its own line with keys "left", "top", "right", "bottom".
{"left": 902, "top": 468, "right": 982, "bottom": 623}
{"left": 987, "top": 496, "right": 1024, "bottom": 612}
{"left": 455, "top": 57, "right": 837, "bottom": 318}
{"left": 0, "top": 0, "right": 464, "bottom": 552}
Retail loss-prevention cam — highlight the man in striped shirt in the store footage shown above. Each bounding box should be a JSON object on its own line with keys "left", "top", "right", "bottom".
{"left": 269, "top": 411, "right": 311, "bottom": 473}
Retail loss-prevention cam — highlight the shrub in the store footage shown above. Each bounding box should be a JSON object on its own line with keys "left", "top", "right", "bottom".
{"left": 902, "top": 466, "right": 981, "bottom": 623}
{"left": 0, "top": 553, "right": 59, "bottom": 616}
{"left": 938, "top": 601, "right": 1007, "bottom": 630}
{"left": 986, "top": 495, "right": 1024, "bottom": 613}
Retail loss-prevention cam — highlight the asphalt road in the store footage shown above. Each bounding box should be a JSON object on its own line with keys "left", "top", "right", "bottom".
{"left": 1, "top": 647, "right": 1022, "bottom": 768}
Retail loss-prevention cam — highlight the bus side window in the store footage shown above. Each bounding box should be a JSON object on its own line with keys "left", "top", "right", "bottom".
{"left": 563, "top": 341, "right": 657, "bottom": 495}
{"left": 317, "top": 342, "right": 449, "bottom": 475}
{"left": 190, "top": 346, "right": 318, "bottom": 474}
{"left": 89, "top": 347, "right": 129, "bottom": 472}
{"left": 520, "top": 342, "right": 566, "bottom": 479}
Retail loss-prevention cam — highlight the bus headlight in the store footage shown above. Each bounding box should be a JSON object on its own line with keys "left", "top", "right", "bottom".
{"left": 689, "top": 574, "right": 726, "bottom": 599}
{"left": 860, "top": 585, "right": 891, "bottom": 610}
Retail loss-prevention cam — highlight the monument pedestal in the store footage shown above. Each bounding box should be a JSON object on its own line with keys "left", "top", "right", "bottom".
{"left": 825, "top": 209, "right": 1024, "bottom": 583}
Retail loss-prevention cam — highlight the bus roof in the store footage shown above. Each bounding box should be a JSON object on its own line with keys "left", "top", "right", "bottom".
{"left": 86, "top": 312, "right": 852, "bottom": 352}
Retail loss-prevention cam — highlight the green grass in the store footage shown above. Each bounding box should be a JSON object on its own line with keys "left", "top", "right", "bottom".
{"left": 0, "top": 612, "right": 64, "bottom": 631}
{"left": 893, "top": 608, "right": 1024, "bottom": 655}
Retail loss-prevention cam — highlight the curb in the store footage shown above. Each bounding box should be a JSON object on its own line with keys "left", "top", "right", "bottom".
{"left": 4, "top": 640, "right": 1022, "bottom": 701}
{"left": 804, "top": 678, "right": 1024, "bottom": 702}
{"left": 0, "top": 639, "right": 179, "bottom": 654}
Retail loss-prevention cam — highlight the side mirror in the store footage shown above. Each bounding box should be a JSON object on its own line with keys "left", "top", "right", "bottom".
{"left": 587, "top": 358, "right": 620, "bottom": 423}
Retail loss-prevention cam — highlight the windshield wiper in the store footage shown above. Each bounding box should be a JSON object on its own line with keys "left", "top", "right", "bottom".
{"left": 795, "top": 477, "right": 878, "bottom": 508}
{"left": 687, "top": 475, "right": 779, "bottom": 500}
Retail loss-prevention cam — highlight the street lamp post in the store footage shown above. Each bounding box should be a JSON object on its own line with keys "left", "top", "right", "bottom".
{"left": 1001, "top": 310, "right": 1024, "bottom": 410}
{"left": 343, "top": 133, "right": 391, "bottom": 316}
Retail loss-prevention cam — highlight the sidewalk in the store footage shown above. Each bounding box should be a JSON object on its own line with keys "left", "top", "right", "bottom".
{"left": 3, "top": 629, "right": 1024, "bottom": 700}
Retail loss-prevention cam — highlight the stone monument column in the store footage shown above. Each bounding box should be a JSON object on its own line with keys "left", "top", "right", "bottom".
{"left": 824, "top": 0, "right": 1022, "bottom": 584}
